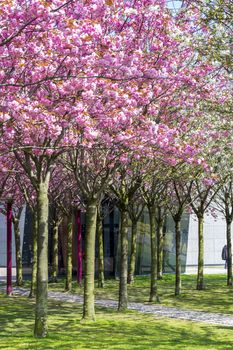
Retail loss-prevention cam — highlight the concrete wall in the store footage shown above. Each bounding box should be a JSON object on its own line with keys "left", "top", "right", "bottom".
{"left": 0, "top": 207, "right": 26, "bottom": 267}
{"left": 186, "top": 213, "right": 233, "bottom": 266}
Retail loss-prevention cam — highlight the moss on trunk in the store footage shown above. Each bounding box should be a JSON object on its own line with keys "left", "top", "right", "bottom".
{"left": 76, "top": 209, "right": 82, "bottom": 286}
{"left": 148, "top": 205, "right": 159, "bottom": 302}
{"left": 175, "top": 218, "right": 181, "bottom": 296}
{"left": 97, "top": 211, "right": 105, "bottom": 288}
{"left": 157, "top": 218, "right": 164, "bottom": 280}
{"left": 34, "top": 179, "right": 49, "bottom": 338}
{"left": 13, "top": 215, "right": 23, "bottom": 286}
{"left": 51, "top": 218, "right": 59, "bottom": 283}
{"left": 197, "top": 214, "right": 204, "bottom": 290}
{"left": 82, "top": 200, "right": 97, "bottom": 321}
{"left": 128, "top": 220, "right": 137, "bottom": 284}
{"left": 118, "top": 207, "right": 129, "bottom": 311}
{"left": 29, "top": 209, "right": 38, "bottom": 298}
{"left": 65, "top": 214, "right": 73, "bottom": 291}
{"left": 29, "top": 209, "right": 37, "bottom": 298}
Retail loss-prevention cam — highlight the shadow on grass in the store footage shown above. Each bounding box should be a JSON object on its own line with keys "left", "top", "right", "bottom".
{"left": 0, "top": 294, "right": 233, "bottom": 350}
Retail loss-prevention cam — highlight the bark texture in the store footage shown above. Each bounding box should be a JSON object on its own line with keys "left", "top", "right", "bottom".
{"left": 175, "top": 218, "right": 181, "bottom": 296}
{"left": 118, "top": 207, "right": 129, "bottom": 311}
{"left": 157, "top": 217, "right": 164, "bottom": 280}
{"left": 197, "top": 215, "right": 204, "bottom": 290}
{"left": 34, "top": 180, "right": 49, "bottom": 338}
{"left": 148, "top": 205, "right": 159, "bottom": 302}
{"left": 65, "top": 215, "right": 73, "bottom": 291}
{"left": 128, "top": 220, "right": 137, "bottom": 284}
{"left": 30, "top": 209, "right": 38, "bottom": 298}
{"left": 97, "top": 211, "right": 105, "bottom": 288}
{"left": 83, "top": 200, "right": 97, "bottom": 321}
{"left": 77, "top": 209, "right": 82, "bottom": 286}
{"left": 13, "top": 215, "right": 23, "bottom": 286}
{"left": 51, "top": 219, "right": 59, "bottom": 283}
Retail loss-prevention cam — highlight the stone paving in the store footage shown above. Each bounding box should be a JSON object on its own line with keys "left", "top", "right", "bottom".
{"left": 1, "top": 286, "right": 233, "bottom": 327}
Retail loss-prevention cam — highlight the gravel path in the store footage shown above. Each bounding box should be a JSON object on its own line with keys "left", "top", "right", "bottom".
{"left": 1, "top": 286, "right": 233, "bottom": 327}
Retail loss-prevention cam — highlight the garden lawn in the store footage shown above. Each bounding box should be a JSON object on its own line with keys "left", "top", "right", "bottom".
{"left": 0, "top": 294, "right": 233, "bottom": 350}
{"left": 23, "top": 274, "right": 233, "bottom": 315}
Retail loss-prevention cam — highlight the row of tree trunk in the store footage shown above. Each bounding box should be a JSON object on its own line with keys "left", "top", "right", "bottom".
{"left": 6, "top": 193, "right": 232, "bottom": 337}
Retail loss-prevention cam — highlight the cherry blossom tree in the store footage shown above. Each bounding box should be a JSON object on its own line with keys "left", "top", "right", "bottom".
{"left": 0, "top": 0, "right": 231, "bottom": 338}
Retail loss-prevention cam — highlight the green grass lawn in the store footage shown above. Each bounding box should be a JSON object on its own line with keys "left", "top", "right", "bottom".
{"left": 23, "top": 274, "right": 233, "bottom": 315}
{"left": 0, "top": 294, "right": 233, "bottom": 350}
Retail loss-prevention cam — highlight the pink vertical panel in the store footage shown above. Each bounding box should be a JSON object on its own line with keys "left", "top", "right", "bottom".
{"left": 77, "top": 209, "right": 82, "bottom": 285}
{"left": 7, "top": 202, "right": 13, "bottom": 295}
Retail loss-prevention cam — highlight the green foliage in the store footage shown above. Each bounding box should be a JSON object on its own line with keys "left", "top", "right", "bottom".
{"left": 189, "top": 0, "right": 233, "bottom": 71}
{"left": 1, "top": 294, "right": 233, "bottom": 350}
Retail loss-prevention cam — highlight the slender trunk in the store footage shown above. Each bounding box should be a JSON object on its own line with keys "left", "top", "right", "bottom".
{"left": 148, "top": 205, "right": 159, "bottom": 302}
{"left": 118, "top": 207, "right": 129, "bottom": 311}
{"left": 65, "top": 214, "right": 73, "bottom": 291}
{"left": 34, "top": 178, "right": 50, "bottom": 338}
{"left": 77, "top": 209, "right": 82, "bottom": 286}
{"left": 30, "top": 209, "right": 38, "bottom": 298}
{"left": 7, "top": 202, "right": 13, "bottom": 296}
{"left": 226, "top": 220, "right": 232, "bottom": 286}
{"left": 13, "top": 216, "right": 23, "bottom": 286}
{"left": 175, "top": 218, "right": 181, "bottom": 296}
{"left": 128, "top": 220, "right": 137, "bottom": 284}
{"left": 82, "top": 200, "right": 97, "bottom": 321}
{"left": 51, "top": 219, "right": 59, "bottom": 283}
{"left": 197, "top": 214, "right": 204, "bottom": 290}
{"left": 157, "top": 218, "right": 164, "bottom": 280}
{"left": 97, "top": 212, "right": 105, "bottom": 288}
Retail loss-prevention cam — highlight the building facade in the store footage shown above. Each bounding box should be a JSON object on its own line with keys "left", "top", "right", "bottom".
{"left": 0, "top": 206, "right": 232, "bottom": 278}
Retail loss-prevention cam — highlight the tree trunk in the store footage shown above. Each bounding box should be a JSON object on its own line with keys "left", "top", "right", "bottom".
{"left": 157, "top": 218, "right": 164, "bottom": 280}
{"left": 97, "top": 211, "right": 105, "bottom": 288}
{"left": 128, "top": 220, "right": 137, "bottom": 284}
{"left": 226, "top": 220, "right": 232, "bottom": 286}
{"left": 148, "top": 205, "right": 159, "bottom": 302}
{"left": 82, "top": 200, "right": 97, "bottom": 321}
{"left": 118, "top": 207, "right": 129, "bottom": 311}
{"left": 51, "top": 217, "right": 59, "bottom": 283}
{"left": 65, "top": 214, "right": 73, "bottom": 291}
{"left": 77, "top": 209, "right": 82, "bottom": 286}
{"left": 29, "top": 209, "right": 38, "bottom": 298}
{"left": 197, "top": 214, "right": 204, "bottom": 290}
{"left": 7, "top": 202, "right": 13, "bottom": 296}
{"left": 13, "top": 216, "right": 23, "bottom": 286}
{"left": 34, "top": 179, "right": 50, "bottom": 338}
{"left": 175, "top": 218, "right": 181, "bottom": 296}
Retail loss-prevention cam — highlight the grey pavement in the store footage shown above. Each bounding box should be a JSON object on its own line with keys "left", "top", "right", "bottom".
{"left": 1, "top": 286, "right": 233, "bottom": 327}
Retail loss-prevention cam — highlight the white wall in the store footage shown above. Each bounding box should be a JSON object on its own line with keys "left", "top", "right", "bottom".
{"left": 186, "top": 213, "right": 233, "bottom": 266}
{"left": 0, "top": 207, "right": 26, "bottom": 267}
